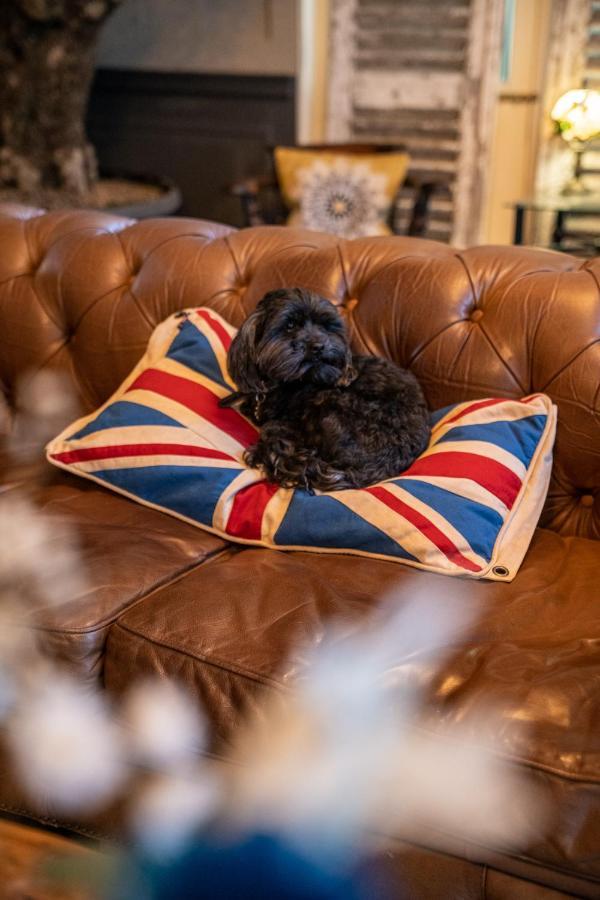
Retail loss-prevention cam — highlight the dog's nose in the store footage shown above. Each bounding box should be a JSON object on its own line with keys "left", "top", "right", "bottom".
{"left": 308, "top": 341, "right": 326, "bottom": 358}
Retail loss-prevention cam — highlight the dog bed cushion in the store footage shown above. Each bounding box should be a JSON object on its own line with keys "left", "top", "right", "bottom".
{"left": 47, "top": 309, "right": 556, "bottom": 581}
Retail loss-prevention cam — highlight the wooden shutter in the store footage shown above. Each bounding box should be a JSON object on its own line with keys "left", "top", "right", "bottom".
{"left": 582, "top": 2, "right": 600, "bottom": 216}
{"left": 326, "top": 0, "right": 504, "bottom": 245}
{"left": 584, "top": 0, "right": 600, "bottom": 88}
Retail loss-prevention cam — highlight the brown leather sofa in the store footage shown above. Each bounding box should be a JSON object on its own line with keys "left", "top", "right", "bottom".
{"left": 0, "top": 203, "right": 599, "bottom": 899}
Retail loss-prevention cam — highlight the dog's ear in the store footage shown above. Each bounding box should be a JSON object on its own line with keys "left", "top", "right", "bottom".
{"left": 227, "top": 308, "right": 265, "bottom": 394}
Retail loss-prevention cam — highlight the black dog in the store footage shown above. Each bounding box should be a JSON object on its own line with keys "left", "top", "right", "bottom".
{"left": 219, "top": 288, "right": 430, "bottom": 492}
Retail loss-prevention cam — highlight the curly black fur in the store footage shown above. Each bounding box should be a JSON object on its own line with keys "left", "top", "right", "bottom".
{"left": 219, "top": 288, "right": 431, "bottom": 492}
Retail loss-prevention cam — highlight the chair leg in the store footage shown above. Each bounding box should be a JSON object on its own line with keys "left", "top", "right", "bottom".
{"left": 407, "top": 183, "right": 435, "bottom": 237}
{"left": 239, "top": 190, "right": 266, "bottom": 228}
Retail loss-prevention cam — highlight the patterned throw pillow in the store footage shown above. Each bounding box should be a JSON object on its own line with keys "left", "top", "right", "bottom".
{"left": 274, "top": 147, "right": 410, "bottom": 238}
{"left": 47, "top": 310, "right": 556, "bottom": 581}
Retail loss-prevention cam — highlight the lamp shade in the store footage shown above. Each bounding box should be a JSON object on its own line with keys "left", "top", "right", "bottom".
{"left": 550, "top": 89, "right": 600, "bottom": 142}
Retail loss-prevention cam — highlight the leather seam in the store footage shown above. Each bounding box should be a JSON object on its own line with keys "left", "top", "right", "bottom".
{"left": 454, "top": 250, "right": 479, "bottom": 303}
{"left": 418, "top": 372, "right": 545, "bottom": 403}
{"left": 224, "top": 233, "right": 244, "bottom": 283}
{"left": 355, "top": 250, "right": 455, "bottom": 283}
{"left": 582, "top": 262, "right": 600, "bottom": 292}
{"left": 478, "top": 320, "right": 526, "bottom": 392}
{"left": 111, "top": 619, "right": 282, "bottom": 688}
{"left": 480, "top": 864, "right": 488, "bottom": 899}
{"left": 335, "top": 242, "right": 350, "bottom": 297}
{"left": 388, "top": 833, "right": 600, "bottom": 892}
{"left": 70, "top": 279, "right": 133, "bottom": 332}
{"left": 454, "top": 252, "right": 528, "bottom": 392}
{"left": 0, "top": 271, "right": 30, "bottom": 289}
{"left": 31, "top": 544, "right": 235, "bottom": 636}
{"left": 541, "top": 338, "right": 600, "bottom": 394}
{"left": 408, "top": 318, "right": 464, "bottom": 367}
{"left": 42, "top": 224, "right": 121, "bottom": 259}
{"left": 414, "top": 721, "right": 600, "bottom": 786}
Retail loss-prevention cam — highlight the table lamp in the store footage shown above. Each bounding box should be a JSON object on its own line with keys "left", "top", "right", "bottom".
{"left": 550, "top": 89, "right": 600, "bottom": 194}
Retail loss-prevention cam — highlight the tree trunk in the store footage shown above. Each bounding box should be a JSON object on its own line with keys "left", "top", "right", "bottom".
{"left": 0, "top": 1, "right": 122, "bottom": 200}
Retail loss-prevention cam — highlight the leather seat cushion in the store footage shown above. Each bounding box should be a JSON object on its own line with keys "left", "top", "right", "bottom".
{"left": 29, "top": 470, "right": 229, "bottom": 681}
{"left": 104, "top": 528, "right": 600, "bottom": 888}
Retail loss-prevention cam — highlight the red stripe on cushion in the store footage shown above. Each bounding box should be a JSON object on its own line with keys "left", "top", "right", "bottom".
{"left": 403, "top": 451, "right": 521, "bottom": 509}
{"left": 50, "top": 443, "right": 236, "bottom": 465}
{"left": 366, "top": 485, "right": 482, "bottom": 573}
{"left": 444, "top": 398, "right": 506, "bottom": 425}
{"left": 196, "top": 308, "right": 232, "bottom": 350}
{"left": 226, "top": 480, "right": 279, "bottom": 540}
{"left": 127, "top": 369, "right": 258, "bottom": 447}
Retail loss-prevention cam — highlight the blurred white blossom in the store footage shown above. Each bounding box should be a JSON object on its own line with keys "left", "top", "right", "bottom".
{"left": 0, "top": 494, "right": 88, "bottom": 611}
{"left": 379, "top": 726, "right": 541, "bottom": 848}
{"left": 129, "top": 770, "right": 221, "bottom": 860}
{"left": 7, "top": 672, "right": 126, "bottom": 813}
{"left": 0, "top": 663, "right": 16, "bottom": 720}
{"left": 9, "top": 369, "right": 79, "bottom": 463}
{"left": 121, "top": 678, "right": 207, "bottom": 771}
{"left": 224, "top": 589, "right": 543, "bottom": 861}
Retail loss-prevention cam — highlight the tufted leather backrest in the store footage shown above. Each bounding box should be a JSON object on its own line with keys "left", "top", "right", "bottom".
{"left": 1, "top": 204, "right": 598, "bottom": 540}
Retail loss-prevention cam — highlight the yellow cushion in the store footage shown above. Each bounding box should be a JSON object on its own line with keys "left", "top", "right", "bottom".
{"left": 274, "top": 147, "right": 410, "bottom": 238}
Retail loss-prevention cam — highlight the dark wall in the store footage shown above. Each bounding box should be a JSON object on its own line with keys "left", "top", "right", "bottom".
{"left": 87, "top": 69, "right": 296, "bottom": 225}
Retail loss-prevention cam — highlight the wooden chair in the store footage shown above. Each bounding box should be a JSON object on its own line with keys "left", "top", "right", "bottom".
{"left": 230, "top": 144, "right": 440, "bottom": 237}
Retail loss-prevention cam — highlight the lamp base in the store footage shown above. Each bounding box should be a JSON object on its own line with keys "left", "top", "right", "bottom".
{"left": 561, "top": 145, "right": 590, "bottom": 195}
{"left": 560, "top": 176, "right": 591, "bottom": 196}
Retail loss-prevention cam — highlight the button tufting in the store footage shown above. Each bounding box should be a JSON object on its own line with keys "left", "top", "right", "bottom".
{"left": 343, "top": 298, "right": 359, "bottom": 312}
{"left": 470, "top": 309, "right": 483, "bottom": 322}
{"left": 580, "top": 494, "right": 594, "bottom": 508}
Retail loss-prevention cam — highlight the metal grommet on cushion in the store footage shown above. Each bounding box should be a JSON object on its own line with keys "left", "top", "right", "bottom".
{"left": 492, "top": 565, "right": 509, "bottom": 577}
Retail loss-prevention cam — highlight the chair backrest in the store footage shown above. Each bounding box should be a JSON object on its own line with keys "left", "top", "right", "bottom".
{"left": 268, "top": 143, "right": 410, "bottom": 233}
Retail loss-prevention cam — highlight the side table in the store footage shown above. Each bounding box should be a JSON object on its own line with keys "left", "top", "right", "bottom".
{"left": 510, "top": 194, "right": 600, "bottom": 254}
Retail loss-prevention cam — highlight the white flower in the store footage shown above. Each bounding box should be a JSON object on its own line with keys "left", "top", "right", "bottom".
{"left": 120, "top": 678, "right": 206, "bottom": 771}
{"left": 378, "top": 727, "right": 541, "bottom": 849}
{"left": 0, "top": 495, "right": 88, "bottom": 611}
{"left": 226, "top": 588, "right": 544, "bottom": 861}
{"left": 293, "top": 158, "right": 389, "bottom": 238}
{"left": 129, "top": 770, "right": 220, "bottom": 859}
{"left": 9, "top": 370, "right": 79, "bottom": 464}
{"left": 0, "top": 665, "right": 16, "bottom": 721}
{"left": 7, "top": 672, "right": 126, "bottom": 813}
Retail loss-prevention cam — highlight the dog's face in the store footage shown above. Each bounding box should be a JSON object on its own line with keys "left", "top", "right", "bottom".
{"left": 228, "top": 288, "right": 354, "bottom": 392}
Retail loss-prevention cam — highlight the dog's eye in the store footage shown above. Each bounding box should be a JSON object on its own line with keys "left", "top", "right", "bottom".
{"left": 285, "top": 321, "right": 296, "bottom": 332}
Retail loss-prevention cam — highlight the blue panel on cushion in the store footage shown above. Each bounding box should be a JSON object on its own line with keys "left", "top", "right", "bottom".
{"left": 167, "top": 320, "right": 231, "bottom": 389}
{"left": 71, "top": 401, "right": 184, "bottom": 440}
{"left": 434, "top": 415, "right": 546, "bottom": 467}
{"left": 95, "top": 464, "right": 242, "bottom": 525}
{"left": 396, "top": 479, "right": 503, "bottom": 562}
{"left": 274, "top": 490, "right": 418, "bottom": 561}
{"left": 429, "top": 404, "right": 455, "bottom": 427}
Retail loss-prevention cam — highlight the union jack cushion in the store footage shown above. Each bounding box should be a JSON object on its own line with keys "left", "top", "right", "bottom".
{"left": 47, "top": 308, "right": 557, "bottom": 581}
